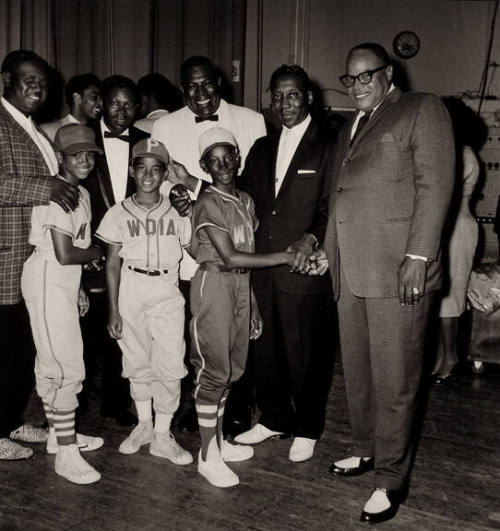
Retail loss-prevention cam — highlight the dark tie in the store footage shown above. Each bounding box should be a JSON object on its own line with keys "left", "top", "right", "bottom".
{"left": 195, "top": 115, "right": 219, "bottom": 123}
{"left": 350, "top": 112, "right": 371, "bottom": 146}
{"left": 104, "top": 131, "right": 130, "bottom": 142}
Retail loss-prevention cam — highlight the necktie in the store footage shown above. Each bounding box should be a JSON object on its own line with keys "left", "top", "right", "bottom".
{"left": 195, "top": 115, "right": 219, "bottom": 123}
{"left": 350, "top": 112, "right": 371, "bottom": 146}
{"left": 104, "top": 131, "right": 130, "bottom": 142}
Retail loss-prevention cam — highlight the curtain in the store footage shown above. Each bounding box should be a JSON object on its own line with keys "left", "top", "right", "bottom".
{"left": 0, "top": 0, "right": 247, "bottom": 120}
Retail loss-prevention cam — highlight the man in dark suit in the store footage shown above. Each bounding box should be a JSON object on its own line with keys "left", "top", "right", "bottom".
{"left": 318, "top": 43, "right": 455, "bottom": 522}
{"left": 233, "top": 65, "right": 334, "bottom": 463}
{"left": 0, "top": 50, "right": 79, "bottom": 460}
{"left": 81, "top": 75, "right": 149, "bottom": 426}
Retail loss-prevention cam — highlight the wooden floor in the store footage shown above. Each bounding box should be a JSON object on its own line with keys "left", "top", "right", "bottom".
{"left": 1, "top": 359, "right": 499, "bottom": 531}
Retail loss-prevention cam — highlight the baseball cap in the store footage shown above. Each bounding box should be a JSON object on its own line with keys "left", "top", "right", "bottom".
{"left": 198, "top": 127, "right": 238, "bottom": 160}
{"left": 54, "top": 123, "right": 103, "bottom": 155}
{"left": 132, "top": 138, "right": 170, "bottom": 165}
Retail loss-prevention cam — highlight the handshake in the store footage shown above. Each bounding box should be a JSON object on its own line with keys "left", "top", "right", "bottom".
{"left": 286, "top": 245, "right": 329, "bottom": 276}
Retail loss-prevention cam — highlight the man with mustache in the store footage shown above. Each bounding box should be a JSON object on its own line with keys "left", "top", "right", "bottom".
{"left": 0, "top": 49, "right": 79, "bottom": 460}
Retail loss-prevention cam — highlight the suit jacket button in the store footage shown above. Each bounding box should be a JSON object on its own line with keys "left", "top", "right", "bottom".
{"left": 337, "top": 187, "right": 343, "bottom": 192}
{"left": 268, "top": 235, "right": 272, "bottom": 240}
{"left": 271, "top": 210, "right": 276, "bottom": 215}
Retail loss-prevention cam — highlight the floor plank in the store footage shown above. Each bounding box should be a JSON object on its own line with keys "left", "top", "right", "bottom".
{"left": 1, "top": 360, "right": 499, "bottom": 530}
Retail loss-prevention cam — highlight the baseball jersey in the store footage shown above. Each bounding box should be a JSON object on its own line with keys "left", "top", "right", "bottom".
{"left": 191, "top": 186, "right": 258, "bottom": 264}
{"left": 28, "top": 181, "right": 92, "bottom": 253}
{"left": 96, "top": 194, "right": 191, "bottom": 271}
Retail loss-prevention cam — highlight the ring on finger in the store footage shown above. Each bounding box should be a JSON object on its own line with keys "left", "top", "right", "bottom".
{"left": 412, "top": 287, "right": 420, "bottom": 295}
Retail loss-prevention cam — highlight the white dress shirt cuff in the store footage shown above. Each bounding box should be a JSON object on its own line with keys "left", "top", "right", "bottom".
{"left": 405, "top": 253, "right": 428, "bottom": 262}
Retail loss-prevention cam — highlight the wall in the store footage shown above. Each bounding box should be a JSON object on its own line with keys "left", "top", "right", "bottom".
{"left": 244, "top": 0, "right": 500, "bottom": 112}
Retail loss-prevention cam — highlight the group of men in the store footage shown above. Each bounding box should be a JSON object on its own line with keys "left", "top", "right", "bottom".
{"left": 0, "top": 41, "right": 454, "bottom": 523}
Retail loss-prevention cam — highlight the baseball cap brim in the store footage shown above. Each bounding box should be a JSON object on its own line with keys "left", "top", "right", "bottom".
{"left": 200, "top": 142, "right": 237, "bottom": 161}
{"left": 60, "top": 142, "right": 103, "bottom": 155}
{"left": 132, "top": 151, "right": 169, "bottom": 164}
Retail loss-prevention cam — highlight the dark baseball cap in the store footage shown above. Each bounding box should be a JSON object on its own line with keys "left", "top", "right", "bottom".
{"left": 54, "top": 123, "right": 103, "bottom": 155}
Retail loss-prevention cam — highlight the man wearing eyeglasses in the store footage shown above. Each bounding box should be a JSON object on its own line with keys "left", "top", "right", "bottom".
{"left": 318, "top": 43, "right": 455, "bottom": 523}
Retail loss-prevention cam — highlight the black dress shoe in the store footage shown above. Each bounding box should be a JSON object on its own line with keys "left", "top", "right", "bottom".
{"left": 360, "top": 489, "right": 400, "bottom": 524}
{"left": 223, "top": 408, "right": 253, "bottom": 438}
{"left": 177, "top": 407, "right": 199, "bottom": 432}
{"left": 330, "top": 457, "right": 374, "bottom": 476}
{"left": 101, "top": 408, "right": 138, "bottom": 427}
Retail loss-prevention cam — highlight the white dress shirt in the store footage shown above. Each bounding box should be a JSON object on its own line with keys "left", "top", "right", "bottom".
{"left": 100, "top": 118, "right": 130, "bottom": 203}
{"left": 2, "top": 97, "right": 58, "bottom": 175}
{"left": 275, "top": 114, "right": 311, "bottom": 196}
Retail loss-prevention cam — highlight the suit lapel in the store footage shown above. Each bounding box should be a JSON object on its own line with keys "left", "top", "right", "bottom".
{"left": 268, "top": 131, "right": 281, "bottom": 200}
{"left": 275, "top": 121, "right": 316, "bottom": 201}
{"left": 348, "top": 88, "right": 402, "bottom": 151}
{"left": 93, "top": 125, "right": 116, "bottom": 207}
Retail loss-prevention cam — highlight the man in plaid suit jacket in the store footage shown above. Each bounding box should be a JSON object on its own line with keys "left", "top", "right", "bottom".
{"left": 321, "top": 43, "right": 455, "bottom": 523}
{"left": 0, "top": 50, "right": 79, "bottom": 460}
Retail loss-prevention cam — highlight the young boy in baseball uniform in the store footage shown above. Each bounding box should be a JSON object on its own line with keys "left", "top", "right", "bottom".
{"left": 96, "top": 139, "right": 192, "bottom": 466}
{"left": 21, "top": 124, "right": 105, "bottom": 485}
{"left": 189, "top": 128, "right": 295, "bottom": 488}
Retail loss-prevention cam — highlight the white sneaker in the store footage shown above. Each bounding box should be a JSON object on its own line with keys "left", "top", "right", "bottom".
{"left": 119, "top": 421, "right": 153, "bottom": 455}
{"left": 198, "top": 450, "right": 239, "bottom": 488}
{"left": 55, "top": 444, "right": 101, "bottom": 484}
{"left": 289, "top": 437, "right": 317, "bottom": 462}
{"left": 233, "top": 423, "right": 283, "bottom": 445}
{"left": 220, "top": 440, "right": 254, "bottom": 462}
{"left": 47, "top": 432, "right": 104, "bottom": 454}
{"left": 149, "top": 432, "right": 193, "bottom": 465}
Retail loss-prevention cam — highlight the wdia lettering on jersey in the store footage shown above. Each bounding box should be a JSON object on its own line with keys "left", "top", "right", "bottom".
{"left": 126, "top": 218, "right": 177, "bottom": 237}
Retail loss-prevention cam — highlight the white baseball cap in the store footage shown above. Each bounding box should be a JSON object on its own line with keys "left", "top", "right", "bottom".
{"left": 198, "top": 127, "right": 238, "bottom": 160}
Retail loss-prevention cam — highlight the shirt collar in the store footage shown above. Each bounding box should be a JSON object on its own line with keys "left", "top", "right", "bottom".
{"left": 187, "top": 98, "right": 226, "bottom": 121}
{"left": 101, "top": 117, "right": 129, "bottom": 137}
{"left": 1, "top": 96, "right": 32, "bottom": 127}
{"left": 281, "top": 113, "right": 311, "bottom": 136}
{"left": 359, "top": 84, "right": 396, "bottom": 118}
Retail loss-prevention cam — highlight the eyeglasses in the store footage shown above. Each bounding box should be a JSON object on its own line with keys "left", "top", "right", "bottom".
{"left": 339, "top": 65, "right": 388, "bottom": 88}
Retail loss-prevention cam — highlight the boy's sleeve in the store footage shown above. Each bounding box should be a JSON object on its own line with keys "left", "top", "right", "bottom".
{"left": 43, "top": 201, "right": 75, "bottom": 239}
{"left": 192, "top": 196, "right": 229, "bottom": 243}
{"left": 179, "top": 215, "right": 192, "bottom": 248}
{"left": 95, "top": 206, "right": 122, "bottom": 245}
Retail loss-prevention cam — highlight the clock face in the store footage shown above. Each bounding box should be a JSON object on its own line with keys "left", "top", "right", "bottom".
{"left": 393, "top": 31, "right": 420, "bottom": 59}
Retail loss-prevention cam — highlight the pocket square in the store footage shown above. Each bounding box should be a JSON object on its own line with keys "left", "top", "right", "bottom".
{"left": 297, "top": 169, "right": 317, "bottom": 174}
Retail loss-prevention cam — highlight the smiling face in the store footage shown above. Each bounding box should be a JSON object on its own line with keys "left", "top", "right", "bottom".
{"left": 3, "top": 60, "right": 49, "bottom": 116}
{"left": 182, "top": 64, "right": 221, "bottom": 119}
{"left": 103, "top": 86, "right": 137, "bottom": 134}
{"left": 346, "top": 49, "right": 392, "bottom": 113}
{"left": 200, "top": 144, "right": 240, "bottom": 191}
{"left": 58, "top": 151, "right": 96, "bottom": 185}
{"left": 131, "top": 156, "right": 166, "bottom": 195}
{"left": 79, "top": 85, "right": 102, "bottom": 121}
{"left": 271, "top": 74, "right": 312, "bottom": 129}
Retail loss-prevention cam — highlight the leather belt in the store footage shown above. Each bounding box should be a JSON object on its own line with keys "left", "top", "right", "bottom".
{"left": 199, "top": 262, "right": 249, "bottom": 274}
{"left": 128, "top": 265, "right": 169, "bottom": 276}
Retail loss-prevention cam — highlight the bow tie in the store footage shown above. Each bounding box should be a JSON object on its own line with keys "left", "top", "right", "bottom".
{"left": 195, "top": 114, "right": 219, "bottom": 123}
{"left": 104, "top": 131, "right": 130, "bottom": 142}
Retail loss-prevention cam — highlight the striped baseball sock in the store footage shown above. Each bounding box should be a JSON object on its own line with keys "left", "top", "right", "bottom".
{"left": 43, "top": 401, "right": 55, "bottom": 437}
{"left": 195, "top": 400, "right": 219, "bottom": 461}
{"left": 216, "top": 390, "right": 229, "bottom": 447}
{"left": 53, "top": 409, "right": 77, "bottom": 446}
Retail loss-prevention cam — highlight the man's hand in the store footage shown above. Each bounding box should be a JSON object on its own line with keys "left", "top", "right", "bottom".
{"left": 77, "top": 288, "right": 89, "bottom": 317}
{"left": 398, "top": 256, "right": 427, "bottom": 306}
{"left": 250, "top": 304, "right": 263, "bottom": 340}
{"left": 307, "top": 248, "right": 329, "bottom": 276}
{"left": 287, "top": 233, "right": 317, "bottom": 273}
{"left": 168, "top": 159, "right": 190, "bottom": 187}
{"left": 107, "top": 309, "right": 123, "bottom": 339}
{"left": 169, "top": 183, "right": 192, "bottom": 217}
{"left": 50, "top": 177, "right": 79, "bottom": 212}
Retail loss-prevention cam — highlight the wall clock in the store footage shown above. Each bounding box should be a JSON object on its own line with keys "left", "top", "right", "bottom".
{"left": 393, "top": 31, "right": 420, "bottom": 59}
